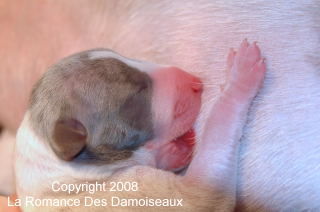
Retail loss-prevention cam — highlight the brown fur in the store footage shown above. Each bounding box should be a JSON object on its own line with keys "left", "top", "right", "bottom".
{"left": 29, "top": 51, "right": 153, "bottom": 162}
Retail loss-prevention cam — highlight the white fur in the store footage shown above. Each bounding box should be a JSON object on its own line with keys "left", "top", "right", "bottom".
{"left": 15, "top": 113, "right": 155, "bottom": 200}
{"left": 98, "top": 1, "right": 320, "bottom": 210}
{"left": 3, "top": 0, "right": 320, "bottom": 210}
{"left": 88, "top": 49, "right": 166, "bottom": 72}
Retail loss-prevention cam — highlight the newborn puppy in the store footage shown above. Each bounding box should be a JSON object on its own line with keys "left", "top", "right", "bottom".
{"left": 15, "top": 40, "right": 265, "bottom": 211}
{"left": 26, "top": 48, "right": 202, "bottom": 172}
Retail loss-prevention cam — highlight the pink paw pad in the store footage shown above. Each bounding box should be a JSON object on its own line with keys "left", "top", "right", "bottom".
{"left": 227, "top": 39, "right": 266, "bottom": 95}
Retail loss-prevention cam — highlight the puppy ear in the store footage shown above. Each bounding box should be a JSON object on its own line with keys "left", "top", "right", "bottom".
{"left": 52, "top": 118, "right": 87, "bottom": 161}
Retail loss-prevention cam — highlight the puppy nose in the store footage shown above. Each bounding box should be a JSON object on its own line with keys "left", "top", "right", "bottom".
{"left": 191, "top": 76, "right": 203, "bottom": 93}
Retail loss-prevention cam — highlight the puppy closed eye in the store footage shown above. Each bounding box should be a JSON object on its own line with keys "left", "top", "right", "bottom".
{"left": 137, "top": 83, "right": 148, "bottom": 93}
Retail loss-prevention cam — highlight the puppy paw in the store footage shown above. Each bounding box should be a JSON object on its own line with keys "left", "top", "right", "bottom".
{"left": 226, "top": 39, "right": 266, "bottom": 100}
{"left": 155, "top": 130, "right": 195, "bottom": 173}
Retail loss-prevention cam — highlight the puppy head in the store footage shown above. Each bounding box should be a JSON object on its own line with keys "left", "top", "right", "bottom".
{"left": 29, "top": 49, "right": 202, "bottom": 171}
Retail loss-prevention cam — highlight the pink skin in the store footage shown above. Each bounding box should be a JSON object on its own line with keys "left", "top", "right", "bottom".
{"left": 146, "top": 67, "right": 203, "bottom": 171}
{"left": 155, "top": 129, "right": 196, "bottom": 172}
{"left": 225, "top": 40, "right": 266, "bottom": 101}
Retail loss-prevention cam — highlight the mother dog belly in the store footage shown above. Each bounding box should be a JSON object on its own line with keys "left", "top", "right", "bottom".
{"left": 105, "top": 1, "right": 320, "bottom": 210}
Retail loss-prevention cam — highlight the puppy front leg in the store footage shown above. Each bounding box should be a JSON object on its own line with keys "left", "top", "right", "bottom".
{"left": 186, "top": 40, "right": 266, "bottom": 210}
